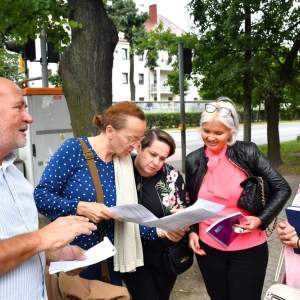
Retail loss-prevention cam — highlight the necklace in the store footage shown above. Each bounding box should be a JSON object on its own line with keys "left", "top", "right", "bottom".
{"left": 137, "top": 176, "right": 151, "bottom": 191}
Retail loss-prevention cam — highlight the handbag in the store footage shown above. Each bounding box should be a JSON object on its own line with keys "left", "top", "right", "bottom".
{"left": 238, "top": 176, "right": 271, "bottom": 215}
{"left": 160, "top": 236, "right": 194, "bottom": 276}
{"left": 237, "top": 176, "right": 277, "bottom": 236}
{"left": 59, "top": 271, "right": 130, "bottom": 300}
{"left": 45, "top": 266, "right": 130, "bottom": 300}
{"left": 45, "top": 138, "right": 130, "bottom": 300}
{"left": 263, "top": 283, "right": 300, "bottom": 300}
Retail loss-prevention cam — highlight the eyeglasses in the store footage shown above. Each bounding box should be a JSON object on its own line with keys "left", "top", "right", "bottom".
{"left": 205, "top": 104, "right": 232, "bottom": 117}
{"left": 114, "top": 128, "right": 145, "bottom": 146}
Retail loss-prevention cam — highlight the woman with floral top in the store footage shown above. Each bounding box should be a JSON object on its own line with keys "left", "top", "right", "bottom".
{"left": 122, "top": 128, "right": 190, "bottom": 300}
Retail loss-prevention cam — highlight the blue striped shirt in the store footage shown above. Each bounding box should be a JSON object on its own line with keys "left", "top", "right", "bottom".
{"left": 0, "top": 151, "right": 46, "bottom": 299}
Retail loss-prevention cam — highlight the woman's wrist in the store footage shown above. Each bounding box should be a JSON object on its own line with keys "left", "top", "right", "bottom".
{"left": 156, "top": 228, "right": 166, "bottom": 238}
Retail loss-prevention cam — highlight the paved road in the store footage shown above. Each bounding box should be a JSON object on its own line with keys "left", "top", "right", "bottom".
{"left": 167, "top": 121, "right": 300, "bottom": 167}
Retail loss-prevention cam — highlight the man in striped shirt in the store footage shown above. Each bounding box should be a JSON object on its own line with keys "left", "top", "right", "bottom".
{"left": 0, "top": 77, "right": 97, "bottom": 299}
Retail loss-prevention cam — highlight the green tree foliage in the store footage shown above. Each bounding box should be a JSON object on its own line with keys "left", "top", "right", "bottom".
{"left": 0, "top": 0, "right": 118, "bottom": 137}
{"left": 188, "top": 0, "right": 300, "bottom": 166}
{"left": 135, "top": 22, "right": 197, "bottom": 96}
{"left": 0, "top": 0, "right": 72, "bottom": 47}
{"left": 106, "top": 0, "right": 148, "bottom": 101}
{"left": 48, "top": 72, "right": 62, "bottom": 87}
{"left": 0, "top": 42, "right": 24, "bottom": 84}
{"left": 164, "top": 70, "right": 190, "bottom": 96}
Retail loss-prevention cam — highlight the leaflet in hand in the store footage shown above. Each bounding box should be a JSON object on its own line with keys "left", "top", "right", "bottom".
{"left": 107, "top": 198, "right": 225, "bottom": 231}
{"left": 285, "top": 206, "right": 300, "bottom": 254}
{"left": 49, "top": 237, "right": 116, "bottom": 274}
{"left": 205, "top": 212, "right": 247, "bottom": 248}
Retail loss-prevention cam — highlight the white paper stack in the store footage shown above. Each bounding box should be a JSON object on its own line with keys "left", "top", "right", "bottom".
{"left": 49, "top": 237, "right": 116, "bottom": 274}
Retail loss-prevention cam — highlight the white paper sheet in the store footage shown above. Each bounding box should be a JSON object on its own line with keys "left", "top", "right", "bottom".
{"left": 108, "top": 198, "right": 225, "bottom": 231}
{"left": 49, "top": 237, "right": 116, "bottom": 274}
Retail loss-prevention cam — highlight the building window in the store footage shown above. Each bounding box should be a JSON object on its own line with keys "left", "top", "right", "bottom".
{"left": 138, "top": 54, "right": 143, "bottom": 61}
{"left": 122, "top": 48, "right": 128, "bottom": 60}
{"left": 153, "top": 74, "right": 157, "bottom": 84}
{"left": 154, "top": 97, "right": 157, "bottom": 101}
{"left": 122, "top": 73, "right": 128, "bottom": 84}
{"left": 139, "top": 97, "right": 144, "bottom": 101}
{"left": 139, "top": 74, "right": 144, "bottom": 84}
{"left": 47, "top": 69, "right": 52, "bottom": 76}
{"left": 168, "top": 97, "right": 173, "bottom": 101}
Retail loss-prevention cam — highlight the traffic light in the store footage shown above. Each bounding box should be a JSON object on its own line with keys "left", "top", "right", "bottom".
{"left": 19, "top": 56, "right": 26, "bottom": 73}
{"left": 183, "top": 48, "right": 192, "bottom": 74}
{"left": 21, "top": 81, "right": 28, "bottom": 89}
{"left": 47, "top": 41, "right": 60, "bottom": 63}
{"left": 5, "top": 38, "right": 36, "bottom": 61}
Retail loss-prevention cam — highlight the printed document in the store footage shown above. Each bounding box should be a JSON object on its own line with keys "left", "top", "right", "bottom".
{"left": 108, "top": 198, "right": 224, "bottom": 231}
{"left": 49, "top": 237, "right": 116, "bottom": 274}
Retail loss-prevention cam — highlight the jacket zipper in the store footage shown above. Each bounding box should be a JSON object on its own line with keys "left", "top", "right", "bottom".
{"left": 228, "top": 158, "right": 249, "bottom": 177}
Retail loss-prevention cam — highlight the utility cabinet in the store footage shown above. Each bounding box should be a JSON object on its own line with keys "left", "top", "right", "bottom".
{"left": 19, "top": 88, "right": 73, "bottom": 187}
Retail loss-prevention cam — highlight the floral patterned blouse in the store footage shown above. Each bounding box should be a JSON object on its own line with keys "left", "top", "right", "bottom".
{"left": 132, "top": 156, "right": 190, "bottom": 241}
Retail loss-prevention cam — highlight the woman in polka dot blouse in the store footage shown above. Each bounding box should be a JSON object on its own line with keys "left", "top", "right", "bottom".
{"left": 122, "top": 128, "right": 191, "bottom": 300}
{"left": 34, "top": 101, "right": 146, "bottom": 285}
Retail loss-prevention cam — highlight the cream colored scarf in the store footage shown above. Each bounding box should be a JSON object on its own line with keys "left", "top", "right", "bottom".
{"left": 113, "top": 155, "right": 144, "bottom": 273}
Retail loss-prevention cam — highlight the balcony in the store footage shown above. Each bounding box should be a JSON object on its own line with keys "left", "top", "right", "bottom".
{"left": 150, "top": 84, "right": 172, "bottom": 93}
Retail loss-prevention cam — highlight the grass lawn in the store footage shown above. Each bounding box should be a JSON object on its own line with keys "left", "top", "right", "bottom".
{"left": 258, "top": 140, "right": 300, "bottom": 175}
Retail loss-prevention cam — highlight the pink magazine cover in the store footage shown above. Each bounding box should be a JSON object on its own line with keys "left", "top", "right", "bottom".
{"left": 205, "top": 212, "right": 247, "bottom": 248}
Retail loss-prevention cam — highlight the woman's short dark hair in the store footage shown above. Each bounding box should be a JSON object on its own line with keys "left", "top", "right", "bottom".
{"left": 140, "top": 128, "right": 176, "bottom": 157}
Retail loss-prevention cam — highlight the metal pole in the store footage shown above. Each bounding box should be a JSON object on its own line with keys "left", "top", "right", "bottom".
{"left": 40, "top": 27, "right": 48, "bottom": 87}
{"left": 178, "top": 43, "right": 186, "bottom": 173}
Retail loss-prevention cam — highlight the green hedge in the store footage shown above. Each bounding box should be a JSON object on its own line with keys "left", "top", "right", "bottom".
{"left": 145, "top": 109, "right": 300, "bottom": 129}
{"left": 146, "top": 112, "right": 201, "bottom": 129}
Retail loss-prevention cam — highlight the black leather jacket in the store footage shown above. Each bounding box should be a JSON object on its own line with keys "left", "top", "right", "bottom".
{"left": 186, "top": 140, "right": 292, "bottom": 231}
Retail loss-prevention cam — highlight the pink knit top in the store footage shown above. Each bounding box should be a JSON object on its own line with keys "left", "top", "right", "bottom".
{"left": 198, "top": 145, "right": 267, "bottom": 251}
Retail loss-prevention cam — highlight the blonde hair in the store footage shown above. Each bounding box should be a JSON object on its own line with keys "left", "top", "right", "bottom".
{"left": 200, "top": 96, "right": 239, "bottom": 145}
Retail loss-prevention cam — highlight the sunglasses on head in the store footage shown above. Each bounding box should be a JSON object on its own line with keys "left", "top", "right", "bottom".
{"left": 216, "top": 97, "right": 235, "bottom": 106}
{"left": 205, "top": 104, "right": 232, "bottom": 117}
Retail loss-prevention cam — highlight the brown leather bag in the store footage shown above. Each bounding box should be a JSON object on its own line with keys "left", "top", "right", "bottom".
{"left": 45, "top": 267, "right": 130, "bottom": 300}
{"left": 58, "top": 272, "right": 130, "bottom": 300}
{"left": 45, "top": 266, "right": 64, "bottom": 300}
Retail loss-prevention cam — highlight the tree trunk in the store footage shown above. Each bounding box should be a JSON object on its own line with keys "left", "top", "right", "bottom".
{"left": 243, "top": 87, "right": 251, "bottom": 142}
{"left": 129, "top": 43, "right": 135, "bottom": 101}
{"left": 265, "top": 95, "right": 283, "bottom": 167}
{"left": 266, "top": 40, "right": 300, "bottom": 166}
{"left": 59, "top": 0, "right": 118, "bottom": 136}
{"left": 243, "top": 2, "right": 252, "bottom": 142}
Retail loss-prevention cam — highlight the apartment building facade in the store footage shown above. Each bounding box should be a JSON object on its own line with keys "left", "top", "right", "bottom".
{"left": 112, "top": 4, "right": 199, "bottom": 103}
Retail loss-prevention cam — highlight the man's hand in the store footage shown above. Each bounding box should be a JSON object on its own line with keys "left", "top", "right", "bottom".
{"left": 59, "top": 245, "right": 87, "bottom": 276}
{"left": 39, "top": 216, "right": 97, "bottom": 251}
{"left": 77, "top": 202, "right": 121, "bottom": 223}
{"left": 46, "top": 245, "right": 88, "bottom": 276}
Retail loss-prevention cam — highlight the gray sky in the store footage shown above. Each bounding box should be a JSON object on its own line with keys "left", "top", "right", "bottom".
{"left": 133, "top": 0, "right": 192, "bottom": 32}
